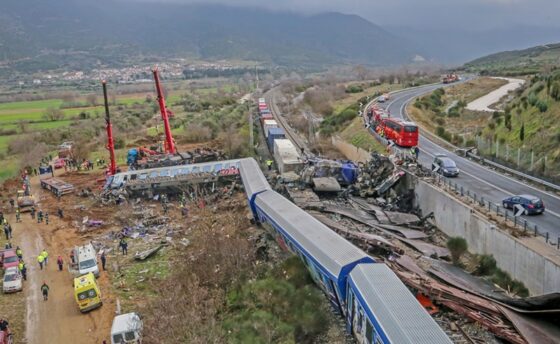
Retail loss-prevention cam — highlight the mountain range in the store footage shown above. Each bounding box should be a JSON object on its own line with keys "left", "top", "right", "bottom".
{"left": 0, "top": 0, "right": 421, "bottom": 74}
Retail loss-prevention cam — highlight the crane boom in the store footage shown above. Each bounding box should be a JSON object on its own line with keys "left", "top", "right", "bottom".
{"left": 102, "top": 80, "right": 117, "bottom": 176}
{"left": 152, "top": 68, "right": 176, "bottom": 154}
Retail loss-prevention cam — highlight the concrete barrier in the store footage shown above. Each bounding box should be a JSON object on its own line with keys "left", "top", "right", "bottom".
{"left": 414, "top": 178, "right": 560, "bottom": 295}
{"left": 331, "top": 136, "right": 371, "bottom": 163}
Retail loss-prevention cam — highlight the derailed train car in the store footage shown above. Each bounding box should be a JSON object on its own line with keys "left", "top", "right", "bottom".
{"left": 239, "top": 157, "right": 451, "bottom": 344}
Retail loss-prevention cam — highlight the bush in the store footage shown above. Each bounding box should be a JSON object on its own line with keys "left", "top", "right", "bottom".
{"left": 536, "top": 100, "right": 548, "bottom": 113}
{"left": 436, "top": 126, "right": 445, "bottom": 137}
{"left": 475, "top": 254, "right": 497, "bottom": 276}
{"left": 345, "top": 85, "right": 364, "bottom": 93}
{"left": 435, "top": 117, "right": 445, "bottom": 126}
{"left": 447, "top": 237, "right": 468, "bottom": 264}
{"left": 114, "top": 137, "right": 125, "bottom": 150}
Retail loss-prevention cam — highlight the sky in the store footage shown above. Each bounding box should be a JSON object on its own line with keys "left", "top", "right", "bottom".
{"left": 131, "top": 0, "right": 560, "bottom": 30}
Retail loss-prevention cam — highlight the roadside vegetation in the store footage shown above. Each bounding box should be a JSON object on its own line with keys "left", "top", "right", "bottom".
{"left": 408, "top": 77, "right": 508, "bottom": 145}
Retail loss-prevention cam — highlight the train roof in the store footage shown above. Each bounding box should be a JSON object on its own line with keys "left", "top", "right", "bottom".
{"left": 350, "top": 264, "right": 452, "bottom": 344}
{"left": 256, "top": 190, "right": 372, "bottom": 278}
{"left": 239, "top": 158, "right": 271, "bottom": 199}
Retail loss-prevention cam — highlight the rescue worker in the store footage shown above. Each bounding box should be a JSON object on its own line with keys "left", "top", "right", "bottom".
{"left": 16, "top": 246, "right": 22, "bottom": 259}
{"left": 21, "top": 263, "right": 27, "bottom": 281}
{"left": 119, "top": 238, "right": 128, "bottom": 255}
{"left": 41, "top": 249, "right": 49, "bottom": 265}
{"left": 57, "top": 208, "right": 64, "bottom": 218}
{"left": 45, "top": 212, "right": 49, "bottom": 225}
{"left": 5, "top": 242, "right": 12, "bottom": 249}
{"left": 57, "top": 255, "right": 63, "bottom": 271}
{"left": 3, "top": 223, "right": 9, "bottom": 240}
{"left": 0, "top": 318, "right": 9, "bottom": 331}
{"left": 30, "top": 207, "right": 36, "bottom": 220}
{"left": 9, "top": 199, "right": 15, "bottom": 210}
{"left": 37, "top": 254, "right": 45, "bottom": 270}
{"left": 100, "top": 251, "right": 106, "bottom": 271}
{"left": 266, "top": 159, "right": 273, "bottom": 171}
{"left": 15, "top": 209, "right": 21, "bottom": 223}
{"left": 37, "top": 210, "right": 43, "bottom": 223}
{"left": 70, "top": 250, "right": 75, "bottom": 264}
{"left": 414, "top": 146, "right": 420, "bottom": 160}
{"left": 7, "top": 224, "right": 12, "bottom": 239}
{"left": 41, "top": 281, "right": 50, "bottom": 301}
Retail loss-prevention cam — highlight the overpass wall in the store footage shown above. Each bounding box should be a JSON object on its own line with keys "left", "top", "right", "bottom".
{"left": 414, "top": 178, "right": 560, "bottom": 295}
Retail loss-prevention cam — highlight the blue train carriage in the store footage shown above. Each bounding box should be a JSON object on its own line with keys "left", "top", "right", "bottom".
{"left": 347, "top": 264, "right": 452, "bottom": 344}
{"left": 239, "top": 158, "right": 272, "bottom": 217}
{"left": 254, "top": 189, "right": 375, "bottom": 313}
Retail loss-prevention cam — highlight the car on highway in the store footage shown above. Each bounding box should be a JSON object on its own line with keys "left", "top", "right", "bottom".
{"left": 2, "top": 267, "right": 23, "bottom": 293}
{"left": 502, "top": 195, "right": 545, "bottom": 215}
{"left": 432, "top": 154, "right": 459, "bottom": 177}
{"left": 0, "top": 249, "right": 19, "bottom": 271}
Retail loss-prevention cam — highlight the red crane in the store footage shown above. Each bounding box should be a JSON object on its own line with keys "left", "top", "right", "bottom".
{"left": 152, "top": 68, "right": 176, "bottom": 154}
{"left": 102, "top": 80, "right": 117, "bottom": 176}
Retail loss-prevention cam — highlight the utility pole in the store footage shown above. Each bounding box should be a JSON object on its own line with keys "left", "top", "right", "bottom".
{"left": 255, "top": 65, "right": 259, "bottom": 91}
{"left": 248, "top": 103, "right": 253, "bottom": 150}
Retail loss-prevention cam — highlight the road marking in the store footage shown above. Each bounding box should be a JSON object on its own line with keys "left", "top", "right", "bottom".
{"left": 514, "top": 204, "right": 526, "bottom": 217}
{"left": 421, "top": 141, "right": 560, "bottom": 219}
{"left": 395, "top": 87, "right": 560, "bottom": 205}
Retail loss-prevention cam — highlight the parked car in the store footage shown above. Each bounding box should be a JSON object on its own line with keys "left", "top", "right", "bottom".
{"left": 0, "top": 249, "right": 19, "bottom": 271}
{"left": 502, "top": 195, "right": 545, "bottom": 215}
{"left": 54, "top": 158, "right": 66, "bottom": 169}
{"left": 432, "top": 154, "right": 459, "bottom": 177}
{"left": 3, "top": 267, "right": 23, "bottom": 293}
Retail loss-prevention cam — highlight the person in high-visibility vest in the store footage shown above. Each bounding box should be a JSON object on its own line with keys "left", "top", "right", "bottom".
{"left": 41, "top": 249, "right": 48, "bottom": 266}
{"left": 266, "top": 160, "right": 273, "bottom": 171}
{"left": 37, "top": 254, "right": 45, "bottom": 270}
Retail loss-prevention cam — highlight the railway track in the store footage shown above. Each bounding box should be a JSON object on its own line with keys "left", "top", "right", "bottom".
{"left": 264, "top": 88, "right": 310, "bottom": 154}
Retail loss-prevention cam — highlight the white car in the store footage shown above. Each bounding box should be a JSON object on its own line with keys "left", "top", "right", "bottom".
{"left": 2, "top": 267, "right": 23, "bottom": 293}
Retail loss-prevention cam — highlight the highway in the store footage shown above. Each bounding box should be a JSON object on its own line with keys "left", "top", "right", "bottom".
{"left": 378, "top": 84, "right": 560, "bottom": 239}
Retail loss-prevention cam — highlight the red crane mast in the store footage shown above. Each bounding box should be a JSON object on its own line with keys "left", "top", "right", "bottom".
{"left": 152, "top": 68, "right": 176, "bottom": 154}
{"left": 102, "top": 80, "right": 117, "bottom": 176}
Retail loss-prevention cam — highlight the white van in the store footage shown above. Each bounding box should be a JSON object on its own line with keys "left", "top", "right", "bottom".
{"left": 73, "top": 243, "right": 100, "bottom": 278}
{"left": 111, "top": 313, "right": 143, "bottom": 344}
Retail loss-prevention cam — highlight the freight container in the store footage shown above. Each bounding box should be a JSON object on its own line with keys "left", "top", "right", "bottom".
{"left": 273, "top": 139, "right": 303, "bottom": 174}
{"left": 260, "top": 108, "right": 271, "bottom": 115}
{"left": 263, "top": 120, "right": 278, "bottom": 138}
{"left": 260, "top": 114, "right": 274, "bottom": 126}
{"left": 258, "top": 98, "right": 266, "bottom": 103}
{"left": 267, "top": 128, "right": 286, "bottom": 152}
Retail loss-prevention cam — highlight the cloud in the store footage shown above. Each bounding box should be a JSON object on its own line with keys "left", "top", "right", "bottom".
{"left": 123, "top": 0, "right": 560, "bottom": 29}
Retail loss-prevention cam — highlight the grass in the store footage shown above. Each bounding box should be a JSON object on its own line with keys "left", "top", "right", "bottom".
{"left": 340, "top": 117, "right": 385, "bottom": 153}
{"left": 332, "top": 83, "right": 403, "bottom": 114}
{"left": 407, "top": 77, "right": 509, "bottom": 137}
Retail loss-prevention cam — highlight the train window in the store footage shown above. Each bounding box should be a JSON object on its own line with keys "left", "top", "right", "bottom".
{"left": 223, "top": 163, "right": 230, "bottom": 169}
{"left": 366, "top": 320, "right": 373, "bottom": 343}
{"left": 214, "top": 164, "right": 222, "bottom": 172}
{"left": 130, "top": 174, "right": 137, "bottom": 180}
{"left": 374, "top": 335, "right": 383, "bottom": 344}
{"left": 192, "top": 167, "right": 200, "bottom": 173}
{"left": 139, "top": 173, "right": 148, "bottom": 180}
{"left": 203, "top": 165, "right": 211, "bottom": 172}
{"left": 357, "top": 308, "right": 363, "bottom": 332}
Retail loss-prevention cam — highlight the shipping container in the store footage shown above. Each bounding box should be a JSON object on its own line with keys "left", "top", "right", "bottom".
{"left": 258, "top": 98, "right": 266, "bottom": 103}
{"left": 267, "top": 128, "right": 286, "bottom": 152}
{"left": 273, "top": 139, "right": 303, "bottom": 174}
{"left": 260, "top": 114, "right": 274, "bottom": 126}
{"left": 263, "top": 120, "right": 278, "bottom": 138}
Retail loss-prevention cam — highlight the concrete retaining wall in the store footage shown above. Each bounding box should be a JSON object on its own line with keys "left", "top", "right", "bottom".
{"left": 331, "top": 136, "right": 371, "bottom": 163}
{"left": 414, "top": 178, "right": 560, "bottom": 295}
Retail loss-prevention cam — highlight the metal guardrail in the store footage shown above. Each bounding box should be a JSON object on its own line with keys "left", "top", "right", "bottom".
{"left": 429, "top": 170, "right": 560, "bottom": 250}
{"left": 464, "top": 152, "right": 560, "bottom": 192}
{"left": 400, "top": 89, "right": 560, "bottom": 193}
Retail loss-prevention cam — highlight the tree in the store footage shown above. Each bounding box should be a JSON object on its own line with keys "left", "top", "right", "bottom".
{"left": 519, "top": 123, "right": 525, "bottom": 142}
{"left": 447, "top": 236, "right": 468, "bottom": 265}
{"left": 42, "top": 107, "right": 64, "bottom": 121}
{"left": 86, "top": 94, "right": 98, "bottom": 106}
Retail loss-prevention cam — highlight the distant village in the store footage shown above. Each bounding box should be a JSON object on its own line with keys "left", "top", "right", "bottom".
{"left": 6, "top": 61, "right": 260, "bottom": 88}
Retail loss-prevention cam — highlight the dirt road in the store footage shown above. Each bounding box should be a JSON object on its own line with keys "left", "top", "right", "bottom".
{"left": 9, "top": 172, "right": 114, "bottom": 344}
{"left": 466, "top": 77, "right": 525, "bottom": 112}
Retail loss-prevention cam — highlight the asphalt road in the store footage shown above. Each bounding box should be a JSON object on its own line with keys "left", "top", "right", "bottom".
{"left": 379, "top": 84, "right": 560, "bottom": 239}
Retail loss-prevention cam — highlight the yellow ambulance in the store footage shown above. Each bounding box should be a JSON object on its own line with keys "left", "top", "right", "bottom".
{"left": 74, "top": 272, "right": 102, "bottom": 312}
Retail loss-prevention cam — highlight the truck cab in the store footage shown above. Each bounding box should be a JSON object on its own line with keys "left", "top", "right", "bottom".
{"left": 111, "top": 312, "right": 143, "bottom": 344}
{"left": 73, "top": 272, "right": 102, "bottom": 312}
